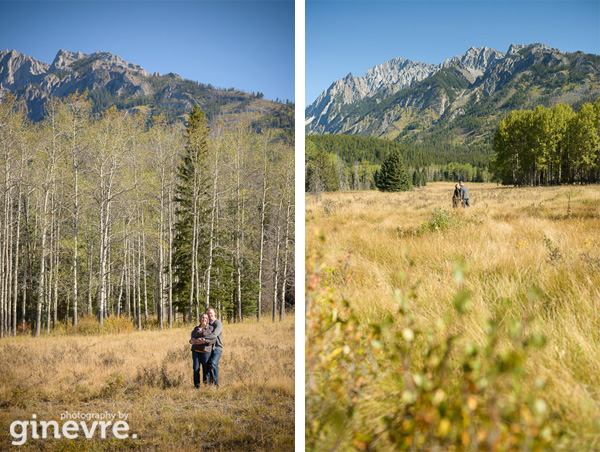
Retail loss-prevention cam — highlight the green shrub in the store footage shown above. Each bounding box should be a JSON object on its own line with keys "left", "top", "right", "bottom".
{"left": 543, "top": 234, "right": 562, "bottom": 263}
{"left": 417, "top": 207, "right": 461, "bottom": 233}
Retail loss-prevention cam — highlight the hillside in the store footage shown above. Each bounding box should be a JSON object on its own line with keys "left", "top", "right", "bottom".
{"left": 0, "top": 49, "right": 291, "bottom": 130}
{"left": 306, "top": 43, "right": 600, "bottom": 152}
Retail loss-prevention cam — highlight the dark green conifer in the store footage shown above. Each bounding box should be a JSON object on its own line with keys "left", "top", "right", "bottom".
{"left": 172, "top": 104, "right": 210, "bottom": 320}
{"left": 376, "top": 149, "right": 411, "bottom": 191}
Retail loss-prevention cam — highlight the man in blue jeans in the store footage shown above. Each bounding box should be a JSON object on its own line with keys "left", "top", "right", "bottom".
{"left": 191, "top": 308, "right": 223, "bottom": 387}
{"left": 459, "top": 181, "right": 470, "bottom": 207}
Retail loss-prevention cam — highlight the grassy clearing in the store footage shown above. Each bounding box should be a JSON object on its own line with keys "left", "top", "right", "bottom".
{"left": 306, "top": 183, "right": 600, "bottom": 451}
{"left": 0, "top": 316, "right": 294, "bottom": 451}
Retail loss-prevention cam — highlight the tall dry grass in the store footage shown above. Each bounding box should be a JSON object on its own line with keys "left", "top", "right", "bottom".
{"left": 0, "top": 316, "right": 294, "bottom": 451}
{"left": 306, "top": 183, "right": 600, "bottom": 450}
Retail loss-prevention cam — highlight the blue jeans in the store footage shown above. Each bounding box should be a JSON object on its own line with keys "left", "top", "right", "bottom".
{"left": 192, "top": 351, "right": 211, "bottom": 387}
{"left": 208, "top": 348, "right": 222, "bottom": 387}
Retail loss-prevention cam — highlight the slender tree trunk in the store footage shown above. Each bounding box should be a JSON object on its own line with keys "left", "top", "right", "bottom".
{"left": 46, "top": 253, "right": 51, "bottom": 334}
{"left": 106, "top": 225, "right": 112, "bottom": 318}
{"left": 189, "top": 198, "right": 198, "bottom": 323}
{"left": 117, "top": 258, "right": 125, "bottom": 317}
{"left": 280, "top": 202, "right": 292, "bottom": 321}
{"left": 235, "top": 150, "right": 243, "bottom": 323}
{"left": 257, "top": 156, "right": 268, "bottom": 322}
{"left": 22, "top": 194, "right": 31, "bottom": 333}
{"left": 167, "top": 186, "right": 174, "bottom": 329}
{"left": 142, "top": 212, "right": 148, "bottom": 323}
{"left": 98, "top": 200, "right": 106, "bottom": 325}
{"left": 53, "top": 217, "right": 60, "bottom": 329}
{"left": 1, "top": 187, "right": 9, "bottom": 337}
{"left": 47, "top": 189, "right": 55, "bottom": 333}
{"left": 158, "top": 188, "right": 164, "bottom": 329}
{"left": 87, "top": 228, "right": 93, "bottom": 315}
{"left": 205, "top": 146, "right": 220, "bottom": 311}
{"left": 13, "top": 183, "right": 22, "bottom": 336}
{"left": 136, "top": 234, "right": 142, "bottom": 330}
{"left": 36, "top": 189, "right": 50, "bottom": 337}
{"left": 73, "top": 161, "right": 79, "bottom": 326}
{"left": 6, "top": 187, "right": 14, "bottom": 336}
{"left": 272, "top": 198, "right": 283, "bottom": 323}
{"left": 125, "top": 237, "right": 131, "bottom": 318}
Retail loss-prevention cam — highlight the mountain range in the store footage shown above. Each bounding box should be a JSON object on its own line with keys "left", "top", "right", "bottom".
{"left": 0, "top": 49, "right": 290, "bottom": 127}
{"left": 305, "top": 43, "right": 599, "bottom": 149}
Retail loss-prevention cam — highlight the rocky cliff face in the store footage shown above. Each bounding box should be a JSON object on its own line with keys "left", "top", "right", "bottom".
{"left": 306, "top": 43, "right": 600, "bottom": 141}
{"left": 305, "top": 58, "right": 439, "bottom": 132}
{"left": 0, "top": 50, "right": 49, "bottom": 89}
{"left": 446, "top": 46, "right": 505, "bottom": 78}
{"left": 0, "top": 49, "right": 279, "bottom": 123}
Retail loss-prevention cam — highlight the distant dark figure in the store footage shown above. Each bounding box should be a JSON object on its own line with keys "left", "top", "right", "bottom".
{"left": 452, "top": 183, "right": 462, "bottom": 208}
{"left": 459, "top": 181, "right": 470, "bottom": 207}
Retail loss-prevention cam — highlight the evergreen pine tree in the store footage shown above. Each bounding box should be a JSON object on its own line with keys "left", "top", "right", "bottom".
{"left": 172, "top": 104, "right": 210, "bottom": 321}
{"left": 376, "top": 149, "right": 411, "bottom": 191}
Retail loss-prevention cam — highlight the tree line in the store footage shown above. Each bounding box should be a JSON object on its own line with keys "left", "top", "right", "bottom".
{"left": 0, "top": 92, "right": 294, "bottom": 337}
{"left": 491, "top": 100, "right": 600, "bottom": 185}
{"left": 305, "top": 134, "right": 490, "bottom": 193}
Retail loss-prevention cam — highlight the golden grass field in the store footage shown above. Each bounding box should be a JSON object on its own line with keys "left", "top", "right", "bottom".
{"left": 306, "top": 183, "right": 600, "bottom": 451}
{"left": 0, "top": 316, "right": 294, "bottom": 451}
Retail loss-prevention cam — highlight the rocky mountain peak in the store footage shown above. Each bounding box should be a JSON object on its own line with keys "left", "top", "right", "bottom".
{"left": 507, "top": 43, "right": 559, "bottom": 57}
{"left": 507, "top": 43, "right": 526, "bottom": 55}
{"left": 0, "top": 49, "right": 49, "bottom": 90}
{"left": 50, "top": 49, "right": 88, "bottom": 71}
{"left": 49, "top": 49, "right": 148, "bottom": 75}
{"left": 449, "top": 46, "right": 505, "bottom": 77}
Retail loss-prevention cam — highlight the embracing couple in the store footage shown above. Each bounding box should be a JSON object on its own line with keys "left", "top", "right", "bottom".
{"left": 452, "top": 181, "right": 470, "bottom": 208}
{"left": 189, "top": 308, "right": 223, "bottom": 389}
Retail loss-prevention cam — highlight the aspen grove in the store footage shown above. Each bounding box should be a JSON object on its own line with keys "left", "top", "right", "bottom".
{"left": 0, "top": 92, "right": 294, "bottom": 336}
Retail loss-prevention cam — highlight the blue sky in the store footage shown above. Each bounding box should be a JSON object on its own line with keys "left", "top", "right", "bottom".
{"left": 306, "top": 0, "right": 600, "bottom": 106}
{"left": 0, "top": 0, "right": 295, "bottom": 102}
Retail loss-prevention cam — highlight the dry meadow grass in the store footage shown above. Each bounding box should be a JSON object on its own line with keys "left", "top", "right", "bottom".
{"left": 306, "top": 183, "right": 600, "bottom": 450}
{"left": 0, "top": 316, "right": 294, "bottom": 451}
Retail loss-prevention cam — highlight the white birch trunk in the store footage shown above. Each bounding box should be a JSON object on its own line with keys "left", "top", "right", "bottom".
{"left": 36, "top": 189, "right": 50, "bottom": 337}
{"left": 205, "top": 145, "right": 220, "bottom": 311}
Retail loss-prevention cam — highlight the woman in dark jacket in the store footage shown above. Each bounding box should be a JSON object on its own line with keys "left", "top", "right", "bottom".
{"left": 452, "top": 183, "right": 462, "bottom": 208}
{"left": 189, "top": 313, "right": 217, "bottom": 388}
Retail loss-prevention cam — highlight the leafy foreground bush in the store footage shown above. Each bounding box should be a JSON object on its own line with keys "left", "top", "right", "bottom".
{"left": 412, "top": 207, "right": 481, "bottom": 235}
{"left": 305, "top": 258, "right": 564, "bottom": 451}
